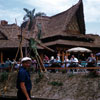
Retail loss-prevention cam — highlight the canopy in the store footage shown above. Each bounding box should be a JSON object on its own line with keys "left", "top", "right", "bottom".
{"left": 96, "top": 52, "right": 100, "bottom": 56}
{"left": 66, "top": 47, "right": 92, "bottom": 53}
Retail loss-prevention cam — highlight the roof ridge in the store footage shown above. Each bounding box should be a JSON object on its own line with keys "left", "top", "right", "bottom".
{"left": 63, "top": 0, "right": 82, "bottom": 31}
{"left": 50, "top": 0, "right": 82, "bottom": 19}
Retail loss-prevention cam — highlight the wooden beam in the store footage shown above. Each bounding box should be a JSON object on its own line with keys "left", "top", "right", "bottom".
{"left": 40, "top": 53, "right": 44, "bottom": 61}
{"left": 45, "top": 67, "right": 100, "bottom": 70}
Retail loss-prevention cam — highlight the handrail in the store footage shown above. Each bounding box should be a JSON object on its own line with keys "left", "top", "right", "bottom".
{"left": 45, "top": 67, "right": 100, "bottom": 70}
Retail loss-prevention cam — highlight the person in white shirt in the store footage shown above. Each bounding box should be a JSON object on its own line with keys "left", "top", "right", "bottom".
{"left": 69, "top": 55, "right": 79, "bottom": 72}
{"left": 64, "top": 56, "right": 70, "bottom": 67}
{"left": 69, "top": 55, "right": 79, "bottom": 67}
{"left": 70, "top": 55, "right": 78, "bottom": 63}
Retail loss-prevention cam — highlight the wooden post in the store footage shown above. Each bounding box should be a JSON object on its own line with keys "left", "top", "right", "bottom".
{"left": 62, "top": 51, "right": 65, "bottom": 62}
{"left": 0, "top": 51, "right": 3, "bottom": 64}
{"left": 20, "top": 45, "right": 23, "bottom": 59}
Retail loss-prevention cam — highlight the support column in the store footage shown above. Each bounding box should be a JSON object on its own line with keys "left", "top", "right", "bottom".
{"left": 0, "top": 51, "right": 3, "bottom": 64}
{"left": 62, "top": 51, "right": 65, "bottom": 62}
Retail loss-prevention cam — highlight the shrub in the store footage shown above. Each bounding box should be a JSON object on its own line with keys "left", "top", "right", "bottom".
{"left": 0, "top": 71, "right": 8, "bottom": 82}
{"left": 49, "top": 81, "right": 63, "bottom": 86}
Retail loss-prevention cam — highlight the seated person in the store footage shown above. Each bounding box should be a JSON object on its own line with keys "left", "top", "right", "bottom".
{"left": 69, "top": 55, "right": 79, "bottom": 67}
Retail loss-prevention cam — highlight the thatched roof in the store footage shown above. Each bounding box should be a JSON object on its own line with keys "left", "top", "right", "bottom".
{"left": 40, "top": 0, "right": 85, "bottom": 39}
{"left": 0, "top": 24, "right": 29, "bottom": 48}
{"left": 0, "top": 0, "right": 100, "bottom": 50}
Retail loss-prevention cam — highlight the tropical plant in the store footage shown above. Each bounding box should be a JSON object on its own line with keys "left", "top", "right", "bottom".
{"left": 21, "top": 8, "right": 52, "bottom": 74}
{"left": 23, "top": 8, "right": 35, "bottom": 30}
{"left": 22, "top": 8, "right": 46, "bottom": 31}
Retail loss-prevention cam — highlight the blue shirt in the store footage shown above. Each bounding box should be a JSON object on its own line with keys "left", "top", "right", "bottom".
{"left": 16, "top": 67, "right": 32, "bottom": 91}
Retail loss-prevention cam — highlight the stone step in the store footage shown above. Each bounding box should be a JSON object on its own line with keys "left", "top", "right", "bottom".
{"left": 0, "top": 95, "right": 58, "bottom": 100}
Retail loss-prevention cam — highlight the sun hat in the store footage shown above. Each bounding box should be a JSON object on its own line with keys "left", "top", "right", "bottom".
{"left": 21, "top": 57, "right": 32, "bottom": 63}
{"left": 51, "top": 56, "right": 54, "bottom": 60}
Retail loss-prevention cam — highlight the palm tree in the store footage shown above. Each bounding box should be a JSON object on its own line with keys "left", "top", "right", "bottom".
{"left": 22, "top": 8, "right": 47, "bottom": 72}
{"left": 23, "top": 8, "right": 35, "bottom": 30}
{"left": 22, "top": 8, "right": 46, "bottom": 31}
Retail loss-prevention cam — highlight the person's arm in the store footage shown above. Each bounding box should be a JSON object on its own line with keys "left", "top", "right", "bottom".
{"left": 20, "top": 82, "right": 31, "bottom": 100}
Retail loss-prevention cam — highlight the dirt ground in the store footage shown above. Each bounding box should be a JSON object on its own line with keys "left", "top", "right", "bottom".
{"left": 0, "top": 71, "right": 100, "bottom": 100}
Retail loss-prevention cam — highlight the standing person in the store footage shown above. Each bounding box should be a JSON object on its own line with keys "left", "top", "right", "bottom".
{"left": 57, "top": 53, "right": 60, "bottom": 61}
{"left": 16, "top": 57, "right": 32, "bottom": 100}
{"left": 87, "top": 53, "right": 96, "bottom": 71}
{"left": 5, "top": 58, "right": 12, "bottom": 66}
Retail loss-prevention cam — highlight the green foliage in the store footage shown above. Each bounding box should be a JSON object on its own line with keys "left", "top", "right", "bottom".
{"left": 0, "top": 72, "right": 8, "bottom": 82}
{"left": 29, "top": 38, "right": 38, "bottom": 56}
{"left": 34, "top": 71, "right": 44, "bottom": 84}
{"left": 61, "top": 69, "right": 67, "bottom": 73}
{"left": 67, "top": 73, "right": 74, "bottom": 78}
{"left": 34, "top": 77, "right": 41, "bottom": 84}
{"left": 23, "top": 8, "right": 35, "bottom": 30}
{"left": 23, "top": 8, "right": 46, "bottom": 31}
{"left": 49, "top": 81, "right": 63, "bottom": 86}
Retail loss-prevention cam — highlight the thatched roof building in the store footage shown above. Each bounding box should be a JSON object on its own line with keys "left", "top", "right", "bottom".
{"left": 0, "top": 0, "right": 100, "bottom": 61}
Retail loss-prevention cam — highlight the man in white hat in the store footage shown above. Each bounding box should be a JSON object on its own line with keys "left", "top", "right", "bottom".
{"left": 16, "top": 57, "right": 32, "bottom": 100}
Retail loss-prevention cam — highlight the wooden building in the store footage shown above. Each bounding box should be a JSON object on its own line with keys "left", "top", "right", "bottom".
{"left": 0, "top": 0, "right": 100, "bottom": 62}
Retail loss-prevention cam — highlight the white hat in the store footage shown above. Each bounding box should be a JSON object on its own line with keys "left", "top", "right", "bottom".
{"left": 21, "top": 57, "right": 32, "bottom": 63}
{"left": 51, "top": 56, "right": 54, "bottom": 60}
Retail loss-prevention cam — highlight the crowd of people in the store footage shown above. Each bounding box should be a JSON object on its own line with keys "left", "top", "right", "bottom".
{"left": 0, "top": 53, "right": 97, "bottom": 72}
{"left": 43, "top": 53, "right": 96, "bottom": 68}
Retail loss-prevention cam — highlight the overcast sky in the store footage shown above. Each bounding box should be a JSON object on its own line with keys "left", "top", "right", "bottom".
{"left": 0, "top": 0, "right": 100, "bottom": 35}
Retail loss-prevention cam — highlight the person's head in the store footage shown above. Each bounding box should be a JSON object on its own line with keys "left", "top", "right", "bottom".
{"left": 72, "top": 55, "right": 75, "bottom": 58}
{"left": 57, "top": 53, "right": 60, "bottom": 56}
{"left": 44, "top": 54, "right": 46, "bottom": 57}
{"left": 21, "top": 57, "right": 32, "bottom": 69}
{"left": 56, "top": 57, "right": 58, "bottom": 60}
{"left": 65, "top": 56, "right": 68, "bottom": 59}
{"left": 90, "top": 53, "right": 94, "bottom": 57}
{"left": 7, "top": 58, "right": 9, "bottom": 60}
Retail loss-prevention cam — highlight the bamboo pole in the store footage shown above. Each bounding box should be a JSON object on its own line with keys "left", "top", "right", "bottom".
{"left": 20, "top": 44, "right": 23, "bottom": 59}
{"left": 37, "top": 54, "right": 46, "bottom": 72}
{"left": 24, "top": 37, "right": 54, "bottom": 53}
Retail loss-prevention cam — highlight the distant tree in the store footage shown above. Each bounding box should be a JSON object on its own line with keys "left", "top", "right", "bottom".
{"left": 35, "top": 12, "right": 46, "bottom": 17}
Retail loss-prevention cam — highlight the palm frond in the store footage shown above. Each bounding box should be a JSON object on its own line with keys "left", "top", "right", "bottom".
{"left": 32, "top": 9, "right": 35, "bottom": 16}
{"left": 23, "top": 8, "right": 30, "bottom": 13}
